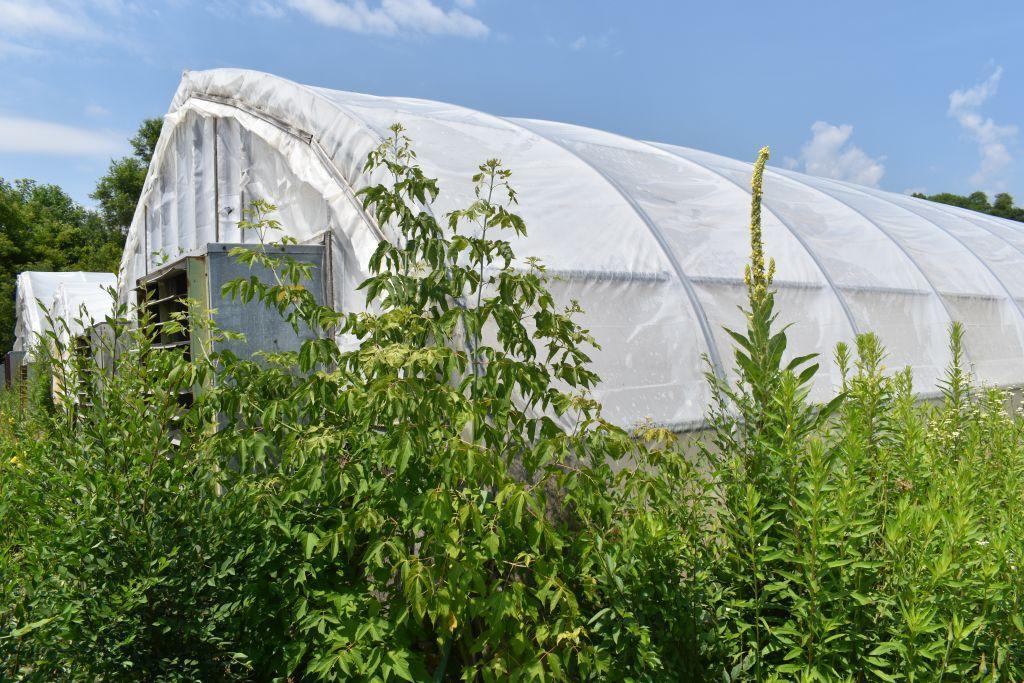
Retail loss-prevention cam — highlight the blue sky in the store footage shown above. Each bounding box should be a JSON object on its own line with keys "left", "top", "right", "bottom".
{"left": 1, "top": 0, "right": 1023, "bottom": 207}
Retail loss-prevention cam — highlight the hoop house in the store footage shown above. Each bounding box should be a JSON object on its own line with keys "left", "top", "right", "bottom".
{"left": 120, "top": 68, "right": 1024, "bottom": 430}
{"left": 14, "top": 272, "right": 117, "bottom": 360}
{"left": 50, "top": 281, "right": 117, "bottom": 347}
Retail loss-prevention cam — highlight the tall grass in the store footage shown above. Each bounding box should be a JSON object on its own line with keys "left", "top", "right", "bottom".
{"left": 1, "top": 135, "right": 1022, "bottom": 681}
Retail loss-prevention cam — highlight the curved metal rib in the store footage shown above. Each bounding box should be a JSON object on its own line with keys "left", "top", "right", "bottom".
{"left": 648, "top": 143, "right": 862, "bottom": 339}
{"left": 770, "top": 167, "right": 962, "bottom": 327}
{"left": 891, "top": 189, "right": 1024, "bottom": 261}
{"left": 821, "top": 179, "right": 1024, "bottom": 328}
{"left": 498, "top": 122, "right": 728, "bottom": 379}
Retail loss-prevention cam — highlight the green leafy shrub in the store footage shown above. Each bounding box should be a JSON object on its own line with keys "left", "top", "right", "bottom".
{"left": 197, "top": 126, "right": 705, "bottom": 680}
{"left": 1, "top": 126, "right": 696, "bottom": 681}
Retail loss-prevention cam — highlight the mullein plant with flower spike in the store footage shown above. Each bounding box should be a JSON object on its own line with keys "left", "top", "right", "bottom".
{"left": 705, "top": 145, "right": 840, "bottom": 488}
{"left": 701, "top": 145, "right": 851, "bottom": 679}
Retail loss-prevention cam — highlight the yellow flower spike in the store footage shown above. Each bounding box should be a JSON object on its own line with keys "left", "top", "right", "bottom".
{"left": 745, "top": 145, "right": 775, "bottom": 307}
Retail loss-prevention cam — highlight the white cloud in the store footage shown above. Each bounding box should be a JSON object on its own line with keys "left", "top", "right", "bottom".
{"left": 564, "top": 30, "right": 619, "bottom": 54}
{"left": 0, "top": 116, "right": 125, "bottom": 156}
{"left": 0, "top": 1, "right": 146, "bottom": 59}
{"left": 0, "top": 0, "right": 138, "bottom": 45}
{"left": 0, "top": 1, "right": 112, "bottom": 40}
{"left": 250, "top": 0, "right": 285, "bottom": 17}
{"left": 84, "top": 103, "right": 111, "bottom": 117}
{"left": 786, "top": 121, "right": 886, "bottom": 187}
{"left": 948, "top": 66, "right": 1017, "bottom": 189}
{"left": 0, "top": 38, "right": 43, "bottom": 58}
{"left": 282, "top": 0, "right": 488, "bottom": 37}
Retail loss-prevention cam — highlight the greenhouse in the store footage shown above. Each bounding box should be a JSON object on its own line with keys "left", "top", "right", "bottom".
{"left": 50, "top": 281, "right": 117, "bottom": 348}
{"left": 14, "top": 272, "right": 118, "bottom": 361}
{"left": 120, "top": 68, "right": 1024, "bottom": 430}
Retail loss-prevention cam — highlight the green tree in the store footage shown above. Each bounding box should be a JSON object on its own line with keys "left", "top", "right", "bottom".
{"left": 912, "top": 189, "right": 1024, "bottom": 222}
{"left": 0, "top": 179, "right": 123, "bottom": 352}
{"left": 90, "top": 117, "right": 162, "bottom": 235}
{"left": 130, "top": 117, "right": 162, "bottom": 164}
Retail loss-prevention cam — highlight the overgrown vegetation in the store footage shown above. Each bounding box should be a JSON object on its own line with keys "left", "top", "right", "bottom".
{"left": 702, "top": 149, "right": 1024, "bottom": 680}
{"left": 1, "top": 131, "right": 1022, "bottom": 680}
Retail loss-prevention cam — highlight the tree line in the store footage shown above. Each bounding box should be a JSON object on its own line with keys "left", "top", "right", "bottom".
{"left": 912, "top": 189, "right": 1024, "bottom": 222}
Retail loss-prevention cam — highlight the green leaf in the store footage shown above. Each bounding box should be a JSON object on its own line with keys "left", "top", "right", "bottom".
{"left": 10, "top": 617, "right": 55, "bottom": 638}
{"left": 388, "top": 651, "right": 415, "bottom": 682}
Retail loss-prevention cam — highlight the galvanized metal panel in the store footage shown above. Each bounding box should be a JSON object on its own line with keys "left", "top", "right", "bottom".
{"left": 205, "top": 243, "right": 326, "bottom": 361}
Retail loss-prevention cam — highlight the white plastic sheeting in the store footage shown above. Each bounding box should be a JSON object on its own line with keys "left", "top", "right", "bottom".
{"left": 119, "top": 68, "right": 1024, "bottom": 430}
{"left": 14, "top": 272, "right": 117, "bottom": 359}
{"left": 50, "top": 281, "right": 117, "bottom": 346}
